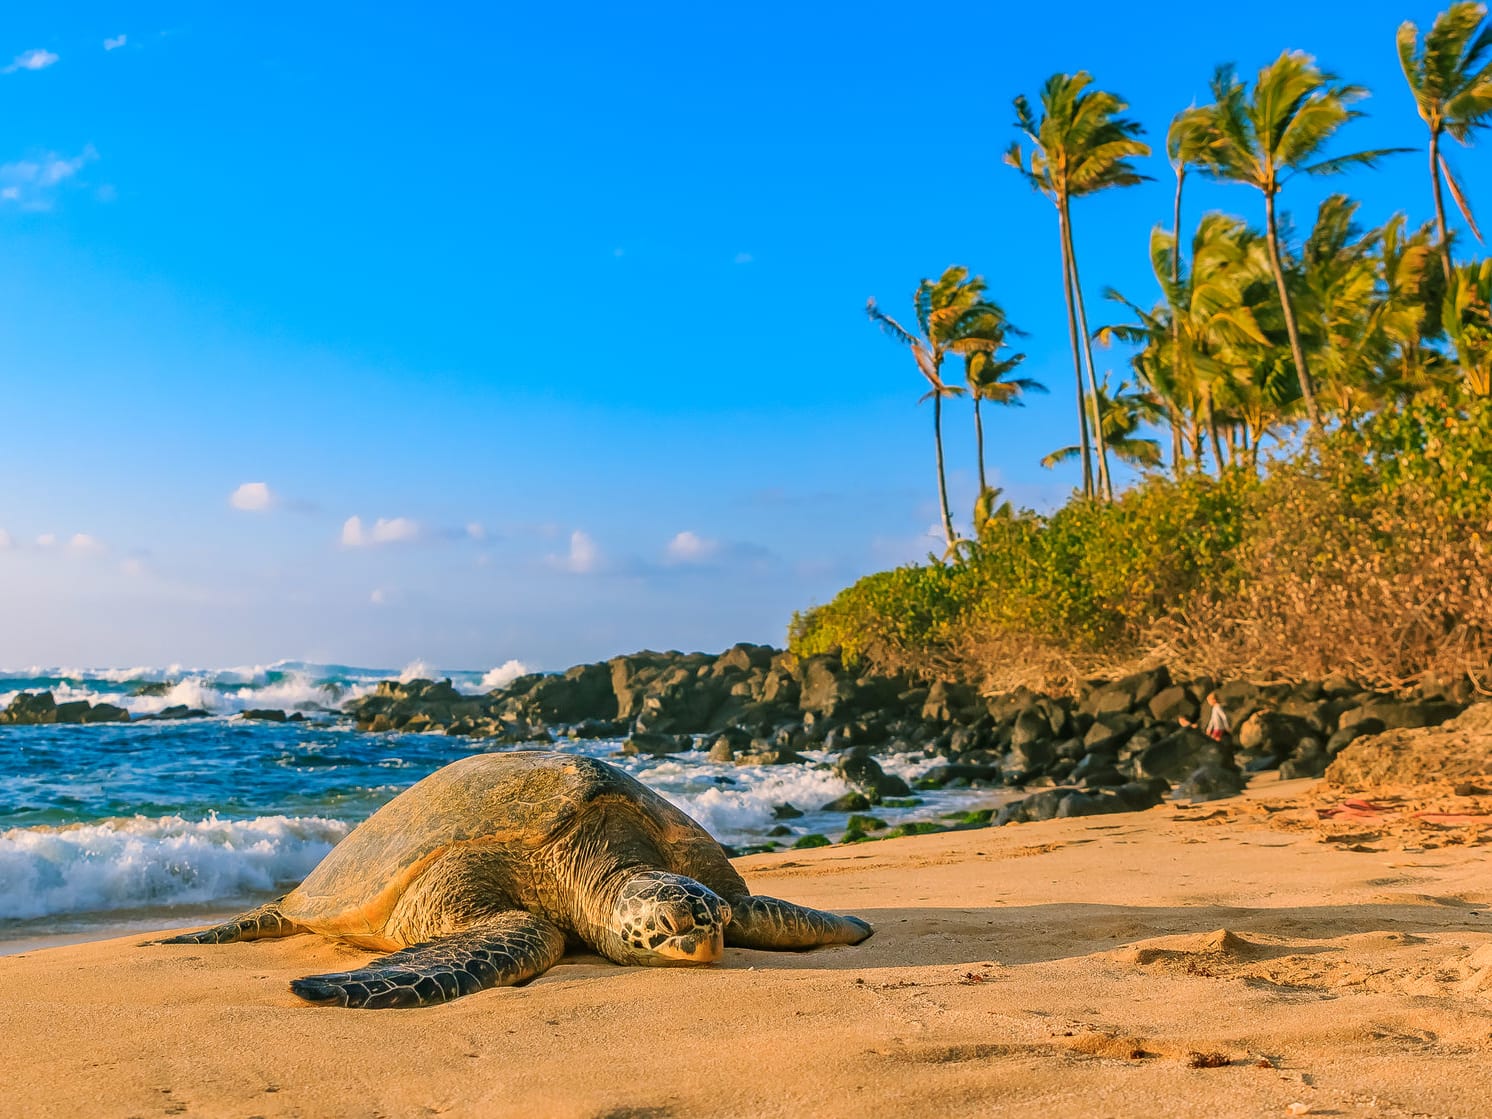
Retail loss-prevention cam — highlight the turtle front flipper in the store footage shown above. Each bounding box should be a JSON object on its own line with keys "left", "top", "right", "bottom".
{"left": 156, "top": 899, "right": 304, "bottom": 944}
{"left": 290, "top": 911, "right": 566, "bottom": 1009}
{"left": 725, "top": 895, "right": 873, "bottom": 951}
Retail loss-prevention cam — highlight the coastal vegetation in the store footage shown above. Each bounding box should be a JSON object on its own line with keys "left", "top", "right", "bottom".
{"left": 818, "top": 3, "right": 1492, "bottom": 695}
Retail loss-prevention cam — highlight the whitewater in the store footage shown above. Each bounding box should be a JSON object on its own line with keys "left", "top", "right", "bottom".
{"left": 0, "top": 662, "right": 1004, "bottom": 947}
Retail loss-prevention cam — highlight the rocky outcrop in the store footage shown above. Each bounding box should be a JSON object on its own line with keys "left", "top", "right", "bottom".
{"left": 0, "top": 692, "right": 130, "bottom": 725}
{"left": 1326, "top": 704, "right": 1492, "bottom": 787}
{"left": 342, "top": 648, "right": 1474, "bottom": 819}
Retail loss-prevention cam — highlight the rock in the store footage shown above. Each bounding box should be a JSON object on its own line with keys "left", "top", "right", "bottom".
{"left": 82, "top": 703, "right": 130, "bottom": 723}
{"left": 1148, "top": 685, "right": 1199, "bottom": 724}
{"left": 0, "top": 692, "right": 57, "bottom": 724}
{"left": 1080, "top": 765, "right": 1128, "bottom": 788}
{"left": 1004, "top": 737, "right": 1054, "bottom": 780}
{"left": 772, "top": 803, "right": 804, "bottom": 820}
{"left": 54, "top": 701, "right": 93, "bottom": 723}
{"left": 916, "top": 763, "right": 1003, "bottom": 789}
{"left": 835, "top": 753, "right": 912, "bottom": 802}
{"left": 150, "top": 705, "right": 210, "bottom": 720}
{"left": 792, "top": 834, "right": 832, "bottom": 849}
{"left": 1327, "top": 703, "right": 1492, "bottom": 786}
{"left": 822, "top": 791, "right": 872, "bottom": 812}
{"left": 1338, "top": 700, "right": 1462, "bottom": 733}
{"left": 997, "top": 788, "right": 1069, "bottom": 824}
{"left": 735, "top": 748, "right": 807, "bottom": 766}
{"left": 1326, "top": 719, "right": 1383, "bottom": 756}
{"left": 1280, "top": 744, "right": 1329, "bottom": 779}
{"left": 239, "top": 709, "right": 288, "bottom": 722}
{"left": 922, "top": 680, "right": 976, "bottom": 723}
{"left": 1010, "top": 710, "right": 1051, "bottom": 751}
{"left": 525, "top": 663, "right": 618, "bottom": 723}
{"left": 1174, "top": 764, "right": 1246, "bottom": 801}
{"left": 1135, "top": 728, "right": 1233, "bottom": 783}
{"left": 798, "top": 654, "right": 856, "bottom": 718}
{"left": 1082, "top": 666, "right": 1171, "bottom": 717}
{"left": 1237, "top": 712, "right": 1313, "bottom": 757}
{"left": 130, "top": 681, "right": 174, "bottom": 697}
{"left": 622, "top": 732, "right": 692, "bottom": 756}
{"left": 707, "top": 737, "right": 737, "bottom": 763}
{"left": 1083, "top": 714, "right": 1141, "bottom": 754}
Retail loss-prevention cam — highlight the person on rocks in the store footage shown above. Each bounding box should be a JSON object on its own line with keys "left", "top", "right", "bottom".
{"left": 1203, "top": 692, "right": 1230, "bottom": 741}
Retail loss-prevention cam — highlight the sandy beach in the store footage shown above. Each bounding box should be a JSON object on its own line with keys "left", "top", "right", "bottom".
{"left": 4, "top": 776, "right": 1489, "bottom": 1119}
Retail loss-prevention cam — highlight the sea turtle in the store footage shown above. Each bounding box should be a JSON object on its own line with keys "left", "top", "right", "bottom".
{"left": 161, "top": 751, "right": 872, "bottom": 1008}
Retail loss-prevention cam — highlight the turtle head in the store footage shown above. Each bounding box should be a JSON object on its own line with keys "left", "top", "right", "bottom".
{"left": 611, "top": 871, "right": 730, "bottom": 966}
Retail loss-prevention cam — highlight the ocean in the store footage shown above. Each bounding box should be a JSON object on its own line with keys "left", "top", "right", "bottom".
{"left": 0, "top": 661, "right": 1004, "bottom": 953}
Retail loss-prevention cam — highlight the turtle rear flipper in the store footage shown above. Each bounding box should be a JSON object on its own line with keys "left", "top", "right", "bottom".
{"left": 290, "top": 911, "right": 566, "bottom": 1009}
{"left": 156, "top": 899, "right": 303, "bottom": 944}
{"left": 725, "top": 895, "right": 873, "bottom": 951}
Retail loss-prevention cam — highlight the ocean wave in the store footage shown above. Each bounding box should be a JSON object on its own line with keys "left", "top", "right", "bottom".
{"left": 0, "top": 814, "right": 350, "bottom": 920}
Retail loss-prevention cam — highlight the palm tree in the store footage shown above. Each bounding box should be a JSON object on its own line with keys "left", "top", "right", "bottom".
{"left": 1100, "top": 214, "right": 1276, "bottom": 475}
{"left": 966, "top": 344, "right": 1045, "bottom": 496}
{"left": 867, "top": 267, "right": 1008, "bottom": 548}
{"left": 1041, "top": 378, "right": 1163, "bottom": 473}
{"left": 1443, "top": 259, "right": 1492, "bottom": 394}
{"left": 1165, "top": 106, "right": 1215, "bottom": 444}
{"left": 1398, "top": 2, "right": 1492, "bottom": 286}
{"left": 1195, "top": 52, "right": 1408, "bottom": 429}
{"left": 1007, "top": 73, "right": 1151, "bottom": 500}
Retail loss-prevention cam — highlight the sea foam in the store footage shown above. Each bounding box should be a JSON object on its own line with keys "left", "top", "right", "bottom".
{"left": 0, "top": 814, "right": 350, "bottom": 920}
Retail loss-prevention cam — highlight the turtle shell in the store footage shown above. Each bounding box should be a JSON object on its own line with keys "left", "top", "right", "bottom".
{"left": 280, "top": 751, "right": 687, "bottom": 941}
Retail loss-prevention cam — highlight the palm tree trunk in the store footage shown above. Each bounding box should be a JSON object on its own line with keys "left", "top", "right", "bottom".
{"left": 1430, "top": 127, "right": 1453, "bottom": 289}
{"left": 1263, "top": 189, "right": 1321, "bottom": 429}
{"left": 1054, "top": 205, "right": 1095, "bottom": 498}
{"left": 1204, "top": 385, "right": 1224, "bottom": 474}
{"left": 933, "top": 392, "right": 955, "bottom": 550}
{"left": 973, "top": 395, "right": 988, "bottom": 495}
{"left": 1168, "top": 404, "right": 1185, "bottom": 479}
{"left": 1061, "top": 199, "right": 1114, "bottom": 500}
{"left": 1170, "top": 167, "right": 1187, "bottom": 426}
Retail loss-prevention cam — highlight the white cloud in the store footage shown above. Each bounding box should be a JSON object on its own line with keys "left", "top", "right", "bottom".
{"left": 341, "top": 515, "right": 420, "bottom": 548}
{"left": 480, "top": 660, "right": 529, "bottom": 689}
{"left": 466, "top": 521, "right": 487, "bottom": 541}
{"left": 4, "top": 49, "right": 59, "bottom": 74}
{"left": 549, "top": 530, "right": 599, "bottom": 574}
{"left": 733, "top": 252, "right": 754, "bottom": 265}
{"left": 370, "top": 588, "right": 387, "bottom": 605}
{"left": 36, "top": 533, "right": 57, "bottom": 548}
{"left": 665, "top": 530, "right": 720, "bottom": 564}
{"left": 229, "top": 481, "right": 274, "bottom": 511}
{"left": 0, "top": 148, "right": 97, "bottom": 211}
{"left": 68, "top": 533, "right": 105, "bottom": 555}
{"left": 103, "top": 35, "right": 127, "bottom": 51}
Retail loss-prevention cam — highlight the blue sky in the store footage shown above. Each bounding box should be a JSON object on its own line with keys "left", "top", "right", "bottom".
{"left": 0, "top": 1, "right": 1484, "bottom": 670}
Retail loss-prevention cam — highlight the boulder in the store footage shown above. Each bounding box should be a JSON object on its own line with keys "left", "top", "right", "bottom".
{"left": 622, "top": 732, "right": 692, "bottom": 757}
{"left": 1328, "top": 703, "right": 1492, "bottom": 787}
{"left": 1135, "top": 728, "right": 1233, "bottom": 783}
{"left": 1174, "top": 764, "right": 1246, "bottom": 801}
{"left": 1237, "top": 711, "right": 1313, "bottom": 757}
{"left": 1082, "top": 666, "right": 1171, "bottom": 717}
{"left": 922, "top": 680, "right": 977, "bottom": 723}
{"left": 1083, "top": 713, "right": 1141, "bottom": 754}
{"left": 0, "top": 692, "right": 57, "bottom": 724}
{"left": 1148, "top": 685, "right": 1199, "bottom": 724}
{"left": 240, "top": 708, "right": 288, "bottom": 722}
{"left": 798, "top": 655, "right": 855, "bottom": 718}
{"left": 1338, "top": 700, "right": 1462, "bottom": 733}
{"left": 917, "top": 763, "right": 1003, "bottom": 788}
{"left": 835, "top": 753, "right": 912, "bottom": 802}
{"left": 82, "top": 703, "right": 130, "bottom": 724}
{"left": 54, "top": 701, "right": 93, "bottom": 723}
